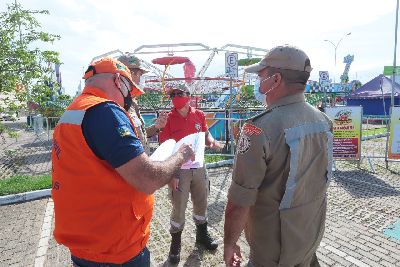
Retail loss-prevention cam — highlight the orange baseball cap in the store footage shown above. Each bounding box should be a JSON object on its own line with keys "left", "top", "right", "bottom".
{"left": 83, "top": 57, "right": 145, "bottom": 96}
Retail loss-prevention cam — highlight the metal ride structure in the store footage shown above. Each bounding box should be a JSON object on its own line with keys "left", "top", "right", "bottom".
{"left": 92, "top": 44, "right": 357, "bottom": 113}
{"left": 91, "top": 43, "right": 269, "bottom": 111}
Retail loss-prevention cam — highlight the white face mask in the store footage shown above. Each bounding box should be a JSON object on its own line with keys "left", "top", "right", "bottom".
{"left": 253, "top": 75, "right": 276, "bottom": 106}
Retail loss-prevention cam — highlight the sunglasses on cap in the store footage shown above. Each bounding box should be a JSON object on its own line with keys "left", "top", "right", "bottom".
{"left": 170, "top": 92, "right": 189, "bottom": 98}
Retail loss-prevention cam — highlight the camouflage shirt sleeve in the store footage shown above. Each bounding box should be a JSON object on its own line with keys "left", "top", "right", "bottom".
{"left": 228, "top": 122, "right": 270, "bottom": 207}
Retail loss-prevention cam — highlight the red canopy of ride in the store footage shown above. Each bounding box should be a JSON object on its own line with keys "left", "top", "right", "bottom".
{"left": 151, "top": 56, "right": 190, "bottom": 65}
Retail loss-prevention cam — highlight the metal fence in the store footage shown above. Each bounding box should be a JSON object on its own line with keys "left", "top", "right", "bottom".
{"left": 27, "top": 115, "right": 59, "bottom": 142}
{"left": 27, "top": 111, "right": 395, "bottom": 160}
{"left": 1, "top": 110, "right": 398, "bottom": 179}
{"left": 137, "top": 90, "right": 342, "bottom": 111}
{"left": 359, "top": 115, "right": 393, "bottom": 172}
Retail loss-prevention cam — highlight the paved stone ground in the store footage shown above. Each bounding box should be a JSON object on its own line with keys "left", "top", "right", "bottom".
{"left": 0, "top": 199, "right": 48, "bottom": 267}
{"left": 0, "top": 119, "right": 400, "bottom": 266}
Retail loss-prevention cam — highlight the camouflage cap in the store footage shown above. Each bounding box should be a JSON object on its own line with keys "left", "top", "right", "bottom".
{"left": 166, "top": 84, "right": 190, "bottom": 95}
{"left": 117, "top": 55, "right": 150, "bottom": 74}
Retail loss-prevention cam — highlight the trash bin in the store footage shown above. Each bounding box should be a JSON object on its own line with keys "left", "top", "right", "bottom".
{"left": 33, "top": 115, "right": 44, "bottom": 135}
{"left": 27, "top": 115, "right": 32, "bottom": 126}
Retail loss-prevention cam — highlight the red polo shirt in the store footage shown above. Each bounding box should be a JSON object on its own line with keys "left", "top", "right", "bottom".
{"left": 159, "top": 106, "right": 208, "bottom": 143}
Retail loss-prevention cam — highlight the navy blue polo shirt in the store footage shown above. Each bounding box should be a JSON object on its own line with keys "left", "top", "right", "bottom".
{"left": 81, "top": 102, "right": 144, "bottom": 168}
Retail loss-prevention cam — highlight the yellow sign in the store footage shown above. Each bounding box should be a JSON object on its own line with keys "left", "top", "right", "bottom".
{"left": 326, "top": 107, "right": 362, "bottom": 160}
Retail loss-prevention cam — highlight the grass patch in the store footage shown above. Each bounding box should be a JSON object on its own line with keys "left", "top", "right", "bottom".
{"left": 362, "top": 127, "right": 387, "bottom": 137}
{"left": 205, "top": 154, "right": 232, "bottom": 163}
{"left": 0, "top": 157, "right": 232, "bottom": 196}
{"left": 0, "top": 174, "right": 51, "bottom": 196}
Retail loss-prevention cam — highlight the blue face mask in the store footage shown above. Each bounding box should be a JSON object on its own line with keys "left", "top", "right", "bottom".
{"left": 253, "top": 75, "right": 277, "bottom": 106}
{"left": 253, "top": 79, "right": 267, "bottom": 105}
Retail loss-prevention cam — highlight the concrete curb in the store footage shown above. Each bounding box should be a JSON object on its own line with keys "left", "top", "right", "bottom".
{"left": 0, "top": 189, "right": 51, "bottom": 206}
{"left": 0, "top": 160, "right": 234, "bottom": 206}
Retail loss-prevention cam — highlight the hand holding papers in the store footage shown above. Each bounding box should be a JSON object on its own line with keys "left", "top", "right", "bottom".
{"left": 150, "top": 132, "right": 205, "bottom": 169}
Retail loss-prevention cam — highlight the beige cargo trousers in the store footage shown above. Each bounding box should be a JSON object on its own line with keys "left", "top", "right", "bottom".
{"left": 169, "top": 167, "right": 209, "bottom": 233}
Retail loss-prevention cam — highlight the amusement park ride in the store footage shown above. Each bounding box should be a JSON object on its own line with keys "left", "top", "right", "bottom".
{"left": 91, "top": 43, "right": 358, "bottom": 110}
{"left": 91, "top": 43, "right": 268, "bottom": 108}
{"left": 340, "top": 54, "right": 354, "bottom": 84}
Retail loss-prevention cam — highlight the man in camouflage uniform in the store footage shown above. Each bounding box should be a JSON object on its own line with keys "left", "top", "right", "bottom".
{"left": 118, "top": 55, "right": 167, "bottom": 153}
{"left": 224, "top": 45, "right": 333, "bottom": 267}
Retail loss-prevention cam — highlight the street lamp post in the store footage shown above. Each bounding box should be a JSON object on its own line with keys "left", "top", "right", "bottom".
{"left": 391, "top": 0, "right": 399, "bottom": 108}
{"left": 324, "top": 32, "right": 352, "bottom": 66}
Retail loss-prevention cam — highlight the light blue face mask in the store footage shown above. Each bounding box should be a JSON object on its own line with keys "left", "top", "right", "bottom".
{"left": 253, "top": 75, "right": 276, "bottom": 105}
{"left": 253, "top": 79, "right": 267, "bottom": 105}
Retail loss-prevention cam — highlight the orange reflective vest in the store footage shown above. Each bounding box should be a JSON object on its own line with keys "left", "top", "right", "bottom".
{"left": 51, "top": 86, "right": 154, "bottom": 264}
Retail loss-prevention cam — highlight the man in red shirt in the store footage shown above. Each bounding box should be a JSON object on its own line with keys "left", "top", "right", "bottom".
{"left": 159, "top": 85, "right": 224, "bottom": 264}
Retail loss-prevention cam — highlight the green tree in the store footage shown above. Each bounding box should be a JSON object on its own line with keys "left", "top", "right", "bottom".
{"left": 138, "top": 90, "right": 168, "bottom": 110}
{"left": 0, "top": 1, "right": 61, "bottom": 113}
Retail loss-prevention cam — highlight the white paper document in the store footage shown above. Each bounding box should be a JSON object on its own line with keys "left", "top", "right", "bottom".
{"left": 149, "top": 132, "right": 205, "bottom": 169}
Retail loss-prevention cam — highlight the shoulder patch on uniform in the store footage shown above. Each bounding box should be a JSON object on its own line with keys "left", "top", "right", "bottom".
{"left": 237, "top": 123, "right": 262, "bottom": 154}
{"left": 242, "top": 123, "right": 262, "bottom": 136}
{"left": 237, "top": 133, "right": 251, "bottom": 154}
{"left": 117, "top": 126, "right": 132, "bottom": 137}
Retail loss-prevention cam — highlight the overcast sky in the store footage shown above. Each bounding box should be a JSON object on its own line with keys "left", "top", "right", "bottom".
{"left": 1, "top": 0, "right": 398, "bottom": 96}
